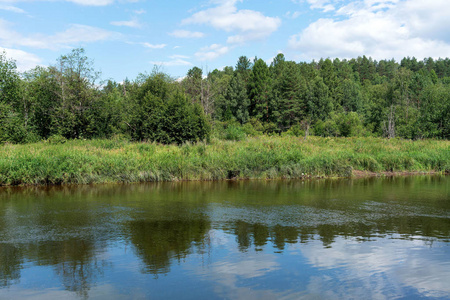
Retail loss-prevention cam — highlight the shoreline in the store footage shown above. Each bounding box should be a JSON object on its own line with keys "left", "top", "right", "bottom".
{"left": 0, "top": 170, "right": 446, "bottom": 188}
{"left": 0, "top": 136, "right": 448, "bottom": 187}
{"left": 0, "top": 169, "right": 447, "bottom": 188}
{"left": 351, "top": 170, "right": 444, "bottom": 178}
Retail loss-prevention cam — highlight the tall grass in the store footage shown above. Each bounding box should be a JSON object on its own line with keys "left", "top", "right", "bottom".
{"left": 0, "top": 136, "right": 448, "bottom": 186}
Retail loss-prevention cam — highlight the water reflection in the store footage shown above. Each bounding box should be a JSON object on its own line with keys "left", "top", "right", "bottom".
{"left": 127, "top": 220, "right": 210, "bottom": 275}
{"left": 0, "top": 243, "right": 21, "bottom": 288}
{"left": 297, "top": 236, "right": 450, "bottom": 299}
{"left": 0, "top": 176, "right": 447, "bottom": 299}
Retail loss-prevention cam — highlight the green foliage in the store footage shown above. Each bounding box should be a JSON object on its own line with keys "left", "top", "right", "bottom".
{"left": 248, "top": 58, "right": 273, "bottom": 122}
{"left": 224, "top": 73, "right": 249, "bottom": 124}
{"left": 0, "top": 52, "right": 20, "bottom": 106}
{"left": 282, "top": 124, "right": 304, "bottom": 137}
{"left": 0, "top": 137, "right": 447, "bottom": 186}
{"left": 0, "top": 48, "right": 449, "bottom": 146}
{"left": 0, "top": 103, "right": 29, "bottom": 143}
{"left": 314, "top": 112, "right": 368, "bottom": 137}
{"left": 224, "top": 123, "right": 247, "bottom": 141}
{"left": 127, "top": 73, "right": 210, "bottom": 144}
{"left": 46, "top": 134, "right": 67, "bottom": 144}
{"left": 278, "top": 62, "right": 306, "bottom": 128}
{"left": 307, "top": 77, "right": 333, "bottom": 122}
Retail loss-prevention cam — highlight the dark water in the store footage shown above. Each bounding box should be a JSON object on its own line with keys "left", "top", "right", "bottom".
{"left": 0, "top": 176, "right": 449, "bottom": 299}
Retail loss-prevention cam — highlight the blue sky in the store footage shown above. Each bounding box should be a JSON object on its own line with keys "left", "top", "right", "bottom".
{"left": 1, "top": 0, "right": 449, "bottom": 81}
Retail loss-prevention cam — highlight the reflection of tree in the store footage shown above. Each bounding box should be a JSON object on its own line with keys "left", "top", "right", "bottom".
{"left": 0, "top": 185, "right": 109, "bottom": 298}
{"left": 0, "top": 244, "right": 21, "bottom": 288}
{"left": 234, "top": 221, "right": 251, "bottom": 252}
{"left": 128, "top": 219, "right": 210, "bottom": 275}
{"left": 23, "top": 239, "right": 107, "bottom": 299}
{"left": 225, "top": 215, "right": 450, "bottom": 252}
{"left": 253, "top": 223, "right": 269, "bottom": 248}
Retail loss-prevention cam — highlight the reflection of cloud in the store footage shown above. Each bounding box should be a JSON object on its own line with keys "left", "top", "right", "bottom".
{"left": 191, "top": 230, "right": 293, "bottom": 300}
{"left": 0, "top": 283, "right": 135, "bottom": 300}
{"left": 212, "top": 256, "right": 279, "bottom": 279}
{"left": 297, "top": 236, "right": 450, "bottom": 298}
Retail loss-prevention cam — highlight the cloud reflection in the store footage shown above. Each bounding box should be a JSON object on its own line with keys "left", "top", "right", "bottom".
{"left": 297, "top": 236, "right": 450, "bottom": 298}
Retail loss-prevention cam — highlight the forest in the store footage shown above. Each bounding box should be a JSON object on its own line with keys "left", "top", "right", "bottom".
{"left": 1, "top": 48, "right": 449, "bottom": 145}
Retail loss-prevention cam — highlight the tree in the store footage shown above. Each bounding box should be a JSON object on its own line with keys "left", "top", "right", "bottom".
{"left": 0, "top": 51, "right": 20, "bottom": 106}
{"left": 236, "top": 56, "right": 252, "bottom": 76}
{"left": 22, "top": 66, "right": 60, "bottom": 139}
{"left": 183, "top": 66, "right": 203, "bottom": 104}
{"left": 127, "top": 72, "right": 210, "bottom": 144}
{"left": 336, "top": 79, "right": 363, "bottom": 112}
{"left": 417, "top": 83, "right": 450, "bottom": 139}
{"left": 319, "top": 58, "right": 337, "bottom": 91}
{"left": 224, "top": 72, "right": 250, "bottom": 124}
{"left": 0, "top": 52, "right": 29, "bottom": 143}
{"left": 206, "top": 68, "right": 232, "bottom": 121}
{"left": 52, "top": 48, "right": 101, "bottom": 139}
{"left": 307, "top": 77, "right": 333, "bottom": 122}
{"left": 248, "top": 58, "right": 272, "bottom": 122}
{"left": 279, "top": 61, "right": 306, "bottom": 128}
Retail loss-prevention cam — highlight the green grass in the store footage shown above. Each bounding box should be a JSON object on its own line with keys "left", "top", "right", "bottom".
{"left": 0, "top": 136, "right": 449, "bottom": 186}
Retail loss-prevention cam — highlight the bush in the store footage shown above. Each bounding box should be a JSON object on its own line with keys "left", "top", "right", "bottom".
{"left": 283, "top": 124, "right": 305, "bottom": 137}
{"left": 128, "top": 73, "right": 210, "bottom": 144}
{"left": 224, "top": 124, "right": 246, "bottom": 141}
{"left": 46, "top": 134, "right": 67, "bottom": 144}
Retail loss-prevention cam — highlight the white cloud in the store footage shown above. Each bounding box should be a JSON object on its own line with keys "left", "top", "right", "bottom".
{"left": 67, "top": 0, "right": 114, "bottom": 5}
{"left": 285, "top": 11, "right": 303, "bottom": 19}
{"left": 110, "top": 18, "right": 142, "bottom": 28}
{"left": 169, "top": 54, "right": 190, "bottom": 59}
{"left": 288, "top": 0, "right": 450, "bottom": 61}
{"left": 292, "top": 0, "right": 336, "bottom": 12}
{"left": 150, "top": 58, "right": 192, "bottom": 67}
{"left": 142, "top": 43, "right": 167, "bottom": 49}
{"left": 0, "top": 47, "right": 42, "bottom": 72}
{"left": 0, "top": 0, "right": 136, "bottom": 6}
{"left": 169, "top": 30, "right": 205, "bottom": 38}
{"left": 0, "top": 20, "right": 119, "bottom": 50}
{"left": 306, "top": 0, "right": 336, "bottom": 12}
{"left": 182, "top": 0, "right": 281, "bottom": 45}
{"left": 51, "top": 24, "right": 119, "bottom": 46}
{"left": 0, "top": 4, "right": 25, "bottom": 13}
{"left": 195, "top": 43, "right": 230, "bottom": 61}
{"left": 133, "top": 9, "right": 146, "bottom": 14}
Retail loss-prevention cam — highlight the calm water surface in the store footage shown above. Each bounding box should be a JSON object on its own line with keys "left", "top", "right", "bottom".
{"left": 0, "top": 176, "right": 449, "bottom": 299}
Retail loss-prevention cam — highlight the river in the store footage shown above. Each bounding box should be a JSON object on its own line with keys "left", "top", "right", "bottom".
{"left": 0, "top": 176, "right": 448, "bottom": 299}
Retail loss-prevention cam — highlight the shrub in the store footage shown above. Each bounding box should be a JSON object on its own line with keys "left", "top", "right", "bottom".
{"left": 46, "top": 134, "right": 67, "bottom": 144}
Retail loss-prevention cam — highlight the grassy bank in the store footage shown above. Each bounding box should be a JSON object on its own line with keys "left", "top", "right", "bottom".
{"left": 0, "top": 136, "right": 449, "bottom": 186}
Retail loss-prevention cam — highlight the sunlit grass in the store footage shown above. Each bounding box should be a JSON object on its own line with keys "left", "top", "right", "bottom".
{"left": 0, "top": 136, "right": 448, "bottom": 186}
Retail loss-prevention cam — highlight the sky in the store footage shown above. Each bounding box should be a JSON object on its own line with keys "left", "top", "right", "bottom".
{"left": 1, "top": 0, "right": 449, "bottom": 81}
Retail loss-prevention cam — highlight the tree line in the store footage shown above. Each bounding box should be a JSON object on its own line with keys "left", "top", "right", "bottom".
{"left": 1, "top": 48, "right": 449, "bottom": 144}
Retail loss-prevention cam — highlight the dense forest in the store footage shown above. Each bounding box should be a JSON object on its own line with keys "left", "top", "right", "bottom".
{"left": 1, "top": 48, "right": 449, "bottom": 144}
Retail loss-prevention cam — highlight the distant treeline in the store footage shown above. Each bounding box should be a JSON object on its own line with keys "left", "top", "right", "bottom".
{"left": 1, "top": 48, "right": 449, "bottom": 144}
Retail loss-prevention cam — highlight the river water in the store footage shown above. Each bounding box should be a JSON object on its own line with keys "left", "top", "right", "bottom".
{"left": 0, "top": 176, "right": 448, "bottom": 299}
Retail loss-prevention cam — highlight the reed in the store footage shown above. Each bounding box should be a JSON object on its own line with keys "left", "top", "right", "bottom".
{"left": 0, "top": 136, "right": 448, "bottom": 186}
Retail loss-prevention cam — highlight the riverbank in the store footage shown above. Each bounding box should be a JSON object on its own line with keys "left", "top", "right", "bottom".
{"left": 0, "top": 136, "right": 448, "bottom": 186}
